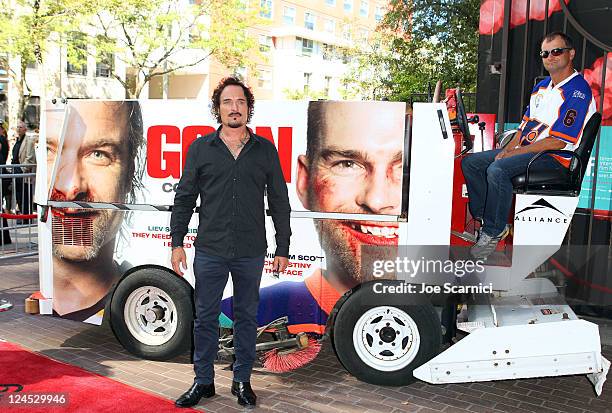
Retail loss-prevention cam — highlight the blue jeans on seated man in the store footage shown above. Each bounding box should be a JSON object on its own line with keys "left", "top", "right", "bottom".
{"left": 192, "top": 250, "right": 265, "bottom": 385}
{"left": 461, "top": 149, "right": 564, "bottom": 238}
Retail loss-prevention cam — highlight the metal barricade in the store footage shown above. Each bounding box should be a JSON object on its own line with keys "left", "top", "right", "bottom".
{"left": 0, "top": 164, "right": 38, "bottom": 260}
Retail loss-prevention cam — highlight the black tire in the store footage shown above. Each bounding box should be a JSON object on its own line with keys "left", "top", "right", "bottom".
{"left": 110, "top": 267, "right": 193, "bottom": 360}
{"left": 332, "top": 282, "right": 441, "bottom": 386}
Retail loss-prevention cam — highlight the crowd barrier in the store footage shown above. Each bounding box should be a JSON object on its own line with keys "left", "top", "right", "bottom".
{"left": 0, "top": 164, "right": 38, "bottom": 260}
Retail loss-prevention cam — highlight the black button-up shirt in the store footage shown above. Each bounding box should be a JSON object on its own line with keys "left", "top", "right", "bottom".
{"left": 170, "top": 128, "right": 291, "bottom": 258}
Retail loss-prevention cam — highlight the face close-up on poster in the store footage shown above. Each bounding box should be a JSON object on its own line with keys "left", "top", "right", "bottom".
{"left": 46, "top": 101, "right": 144, "bottom": 322}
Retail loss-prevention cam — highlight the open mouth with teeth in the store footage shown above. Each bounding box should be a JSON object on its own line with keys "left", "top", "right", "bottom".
{"left": 342, "top": 221, "right": 400, "bottom": 246}
{"left": 51, "top": 209, "right": 98, "bottom": 247}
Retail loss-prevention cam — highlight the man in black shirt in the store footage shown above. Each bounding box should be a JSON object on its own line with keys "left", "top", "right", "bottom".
{"left": 172, "top": 77, "right": 291, "bottom": 408}
{"left": 0, "top": 125, "right": 10, "bottom": 244}
{"left": 0, "top": 125, "right": 8, "bottom": 166}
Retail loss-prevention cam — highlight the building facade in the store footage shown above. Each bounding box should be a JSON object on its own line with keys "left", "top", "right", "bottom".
{"left": 1, "top": 0, "right": 387, "bottom": 130}
{"left": 209, "top": 0, "right": 387, "bottom": 100}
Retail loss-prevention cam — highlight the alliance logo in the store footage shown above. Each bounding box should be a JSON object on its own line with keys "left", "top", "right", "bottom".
{"left": 514, "top": 198, "right": 569, "bottom": 224}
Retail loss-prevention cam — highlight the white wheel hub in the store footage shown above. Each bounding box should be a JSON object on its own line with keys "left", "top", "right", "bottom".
{"left": 124, "top": 286, "right": 178, "bottom": 346}
{"left": 352, "top": 306, "right": 421, "bottom": 371}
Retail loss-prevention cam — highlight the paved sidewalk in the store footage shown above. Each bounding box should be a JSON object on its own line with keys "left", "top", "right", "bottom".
{"left": 1, "top": 256, "right": 611, "bottom": 412}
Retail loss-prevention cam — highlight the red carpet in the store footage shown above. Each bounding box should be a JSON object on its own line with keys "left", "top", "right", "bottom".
{"left": 0, "top": 341, "right": 199, "bottom": 412}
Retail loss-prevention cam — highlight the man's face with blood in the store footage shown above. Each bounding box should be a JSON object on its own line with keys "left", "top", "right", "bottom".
{"left": 47, "top": 102, "right": 130, "bottom": 261}
{"left": 297, "top": 102, "right": 404, "bottom": 287}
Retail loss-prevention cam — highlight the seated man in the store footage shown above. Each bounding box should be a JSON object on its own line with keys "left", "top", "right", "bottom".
{"left": 462, "top": 32, "right": 596, "bottom": 259}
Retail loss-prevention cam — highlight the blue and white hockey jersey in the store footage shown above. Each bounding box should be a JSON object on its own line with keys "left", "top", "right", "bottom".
{"left": 519, "top": 71, "right": 596, "bottom": 167}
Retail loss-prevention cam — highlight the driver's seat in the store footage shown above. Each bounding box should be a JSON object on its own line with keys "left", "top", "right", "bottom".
{"left": 511, "top": 112, "right": 602, "bottom": 196}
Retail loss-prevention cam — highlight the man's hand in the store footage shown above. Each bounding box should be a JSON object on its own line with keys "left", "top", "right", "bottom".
{"left": 171, "top": 247, "right": 187, "bottom": 276}
{"left": 495, "top": 148, "right": 515, "bottom": 160}
{"left": 272, "top": 256, "right": 289, "bottom": 274}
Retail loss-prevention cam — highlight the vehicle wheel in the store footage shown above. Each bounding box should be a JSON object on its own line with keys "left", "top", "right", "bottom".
{"left": 110, "top": 267, "right": 193, "bottom": 360}
{"left": 332, "top": 282, "right": 441, "bottom": 386}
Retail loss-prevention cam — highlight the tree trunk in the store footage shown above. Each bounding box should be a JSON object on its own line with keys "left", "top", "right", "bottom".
{"left": 7, "top": 57, "right": 27, "bottom": 141}
{"left": 18, "top": 61, "right": 29, "bottom": 121}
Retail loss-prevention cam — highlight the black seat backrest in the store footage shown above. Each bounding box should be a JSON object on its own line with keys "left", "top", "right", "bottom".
{"left": 570, "top": 112, "right": 602, "bottom": 182}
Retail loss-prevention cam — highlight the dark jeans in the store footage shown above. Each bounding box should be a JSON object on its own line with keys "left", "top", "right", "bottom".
{"left": 461, "top": 149, "right": 563, "bottom": 236}
{"left": 193, "top": 250, "right": 265, "bottom": 384}
{"left": 14, "top": 178, "right": 32, "bottom": 216}
{"left": 0, "top": 217, "right": 10, "bottom": 245}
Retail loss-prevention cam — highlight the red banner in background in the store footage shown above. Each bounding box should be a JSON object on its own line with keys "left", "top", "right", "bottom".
{"left": 479, "top": 0, "right": 568, "bottom": 35}
{"left": 583, "top": 55, "right": 612, "bottom": 126}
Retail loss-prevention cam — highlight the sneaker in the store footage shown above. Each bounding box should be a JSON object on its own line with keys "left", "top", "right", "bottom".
{"left": 0, "top": 299, "right": 13, "bottom": 312}
{"left": 470, "top": 225, "right": 510, "bottom": 259}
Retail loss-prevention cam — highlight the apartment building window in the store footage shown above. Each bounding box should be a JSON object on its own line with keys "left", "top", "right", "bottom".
{"left": 325, "top": 0, "right": 336, "bottom": 6}
{"left": 95, "top": 36, "right": 114, "bottom": 77}
{"left": 359, "top": 29, "right": 369, "bottom": 41}
{"left": 303, "top": 72, "right": 311, "bottom": 94}
{"left": 297, "top": 37, "right": 314, "bottom": 56}
{"left": 322, "top": 44, "right": 333, "bottom": 60}
{"left": 324, "top": 18, "right": 335, "bottom": 34}
{"left": 343, "top": 0, "right": 353, "bottom": 13}
{"left": 375, "top": 5, "right": 384, "bottom": 22}
{"left": 342, "top": 25, "right": 351, "bottom": 41}
{"left": 24, "top": 96, "right": 40, "bottom": 128}
{"left": 66, "top": 32, "right": 88, "bottom": 76}
{"left": 259, "top": 35, "right": 273, "bottom": 52}
{"left": 360, "top": 0, "right": 368, "bottom": 17}
{"left": 341, "top": 49, "right": 351, "bottom": 64}
{"left": 260, "top": 0, "right": 273, "bottom": 19}
{"left": 283, "top": 6, "right": 295, "bottom": 24}
{"left": 304, "top": 12, "right": 315, "bottom": 30}
{"left": 96, "top": 53, "right": 114, "bottom": 77}
{"left": 324, "top": 76, "right": 331, "bottom": 97}
{"left": 258, "top": 68, "right": 272, "bottom": 89}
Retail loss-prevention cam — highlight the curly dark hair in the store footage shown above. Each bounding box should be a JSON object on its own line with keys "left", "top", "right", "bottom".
{"left": 120, "top": 101, "right": 144, "bottom": 204}
{"left": 211, "top": 76, "right": 255, "bottom": 124}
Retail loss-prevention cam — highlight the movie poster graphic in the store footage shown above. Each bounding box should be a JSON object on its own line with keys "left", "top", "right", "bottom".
{"left": 45, "top": 100, "right": 407, "bottom": 325}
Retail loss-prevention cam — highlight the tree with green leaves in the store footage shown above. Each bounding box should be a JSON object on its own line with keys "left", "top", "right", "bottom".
{"left": 0, "top": 0, "right": 92, "bottom": 129}
{"left": 89, "top": 0, "right": 260, "bottom": 98}
{"left": 343, "top": 0, "right": 480, "bottom": 102}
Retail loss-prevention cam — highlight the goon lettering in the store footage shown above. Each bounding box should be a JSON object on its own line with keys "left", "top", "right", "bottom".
{"left": 146, "top": 125, "right": 293, "bottom": 182}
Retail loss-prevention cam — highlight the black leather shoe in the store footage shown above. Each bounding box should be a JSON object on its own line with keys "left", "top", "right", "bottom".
{"left": 231, "top": 381, "right": 256, "bottom": 407}
{"left": 175, "top": 382, "right": 215, "bottom": 408}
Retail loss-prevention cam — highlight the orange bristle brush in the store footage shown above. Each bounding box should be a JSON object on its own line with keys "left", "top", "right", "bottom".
{"left": 261, "top": 337, "right": 322, "bottom": 373}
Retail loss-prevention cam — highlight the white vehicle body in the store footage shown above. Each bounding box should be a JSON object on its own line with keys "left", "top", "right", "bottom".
{"left": 35, "top": 99, "right": 609, "bottom": 394}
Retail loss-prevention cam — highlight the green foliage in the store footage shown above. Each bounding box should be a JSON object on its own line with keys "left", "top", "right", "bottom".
{"left": 0, "top": 0, "right": 92, "bottom": 66}
{"left": 0, "top": 0, "right": 260, "bottom": 100}
{"left": 0, "top": 0, "right": 94, "bottom": 123}
{"left": 343, "top": 0, "right": 480, "bottom": 101}
{"left": 89, "top": 0, "right": 260, "bottom": 97}
{"left": 283, "top": 88, "right": 328, "bottom": 101}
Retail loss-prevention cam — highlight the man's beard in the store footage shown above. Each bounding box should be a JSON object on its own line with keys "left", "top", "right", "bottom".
{"left": 315, "top": 219, "right": 398, "bottom": 289}
{"left": 226, "top": 113, "right": 245, "bottom": 129}
{"left": 52, "top": 209, "right": 117, "bottom": 262}
{"left": 316, "top": 219, "right": 362, "bottom": 287}
{"left": 227, "top": 120, "right": 244, "bottom": 128}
